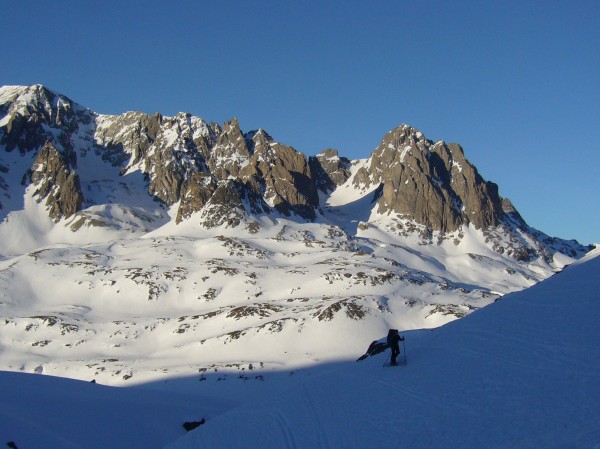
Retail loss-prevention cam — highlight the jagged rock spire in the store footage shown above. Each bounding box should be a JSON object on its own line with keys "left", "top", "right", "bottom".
{"left": 363, "top": 125, "right": 504, "bottom": 233}
{"left": 30, "top": 141, "right": 83, "bottom": 221}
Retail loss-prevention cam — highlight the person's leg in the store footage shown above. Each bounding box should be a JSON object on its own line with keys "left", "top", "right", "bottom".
{"left": 391, "top": 346, "right": 399, "bottom": 364}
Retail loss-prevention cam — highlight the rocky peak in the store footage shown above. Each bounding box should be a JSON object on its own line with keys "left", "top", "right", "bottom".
{"left": 176, "top": 172, "right": 218, "bottom": 224}
{"left": 429, "top": 142, "right": 504, "bottom": 230}
{"left": 309, "top": 148, "right": 352, "bottom": 193}
{"left": 369, "top": 124, "right": 432, "bottom": 182}
{"left": 0, "top": 85, "right": 591, "bottom": 262}
{"left": 208, "top": 118, "right": 251, "bottom": 179}
{"left": 94, "top": 111, "right": 161, "bottom": 168}
{"left": 241, "top": 138, "right": 319, "bottom": 219}
{"left": 197, "top": 178, "right": 268, "bottom": 229}
{"left": 1, "top": 85, "right": 91, "bottom": 155}
{"left": 364, "top": 125, "right": 504, "bottom": 233}
{"left": 501, "top": 198, "right": 527, "bottom": 228}
{"left": 30, "top": 141, "right": 84, "bottom": 221}
{"left": 245, "top": 129, "right": 273, "bottom": 152}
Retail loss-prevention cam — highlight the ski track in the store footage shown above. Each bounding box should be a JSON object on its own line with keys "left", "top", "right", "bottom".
{"left": 268, "top": 410, "right": 298, "bottom": 449}
{"left": 485, "top": 333, "right": 564, "bottom": 366}
{"left": 373, "top": 376, "right": 453, "bottom": 412}
{"left": 374, "top": 366, "right": 483, "bottom": 417}
{"left": 300, "top": 380, "right": 332, "bottom": 449}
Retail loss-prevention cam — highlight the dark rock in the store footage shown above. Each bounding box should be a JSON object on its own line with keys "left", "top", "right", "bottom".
{"left": 198, "top": 179, "right": 268, "bottom": 228}
{"left": 368, "top": 125, "right": 504, "bottom": 233}
{"left": 176, "top": 172, "right": 218, "bottom": 223}
{"left": 501, "top": 197, "right": 527, "bottom": 228}
{"left": 309, "top": 148, "right": 352, "bottom": 193}
{"left": 208, "top": 118, "right": 250, "bottom": 179}
{"left": 94, "top": 111, "right": 161, "bottom": 167}
{"left": 241, "top": 133, "right": 319, "bottom": 219}
{"left": 0, "top": 84, "right": 591, "bottom": 262}
{"left": 30, "top": 141, "right": 84, "bottom": 221}
{"left": 1, "top": 85, "right": 81, "bottom": 155}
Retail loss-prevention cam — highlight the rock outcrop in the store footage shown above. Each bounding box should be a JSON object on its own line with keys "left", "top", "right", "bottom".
{"left": 0, "top": 84, "right": 591, "bottom": 261}
{"left": 309, "top": 149, "right": 352, "bottom": 193}
{"left": 1, "top": 85, "right": 86, "bottom": 155}
{"left": 241, "top": 130, "right": 319, "bottom": 219}
{"left": 365, "top": 125, "right": 504, "bottom": 233}
{"left": 30, "top": 141, "right": 84, "bottom": 221}
{"left": 198, "top": 179, "right": 268, "bottom": 230}
{"left": 208, "top": 118, "right": 249, "bottom": 179}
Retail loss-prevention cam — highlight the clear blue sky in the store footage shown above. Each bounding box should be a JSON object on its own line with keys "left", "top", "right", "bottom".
{"left": 2, "top": 0, "right": 599, "bottom": 244}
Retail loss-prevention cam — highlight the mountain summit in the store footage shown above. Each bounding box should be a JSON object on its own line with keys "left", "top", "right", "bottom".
{"left": 0, "top": 84, "right": 593, "bottom": 384}
{"left": 0, "top": 84, "right": 589, "bottom": 257}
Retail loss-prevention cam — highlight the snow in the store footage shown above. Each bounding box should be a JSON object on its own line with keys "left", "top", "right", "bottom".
{"left": 0, "top": 85, "right": 29, "bottom": 105}
{"left": 321, "top": 158, "right": 379, "bottom": 234}
{"left": 400, "top": 144, "right": 412, "bottom": 162}
{"left": 165, "top": 252, "right": 600, "bottom": 449}
{"left": 1, "top": 84, "right": 597, "bottom": 448}
{"left": 0, "top": 371, "right": 219, "bottom": 449}
{"left": 1, "top": 252, "right": 597, "bottom": 449}
{"left": 2, "top": 214, "right": 547, "bottom": 387}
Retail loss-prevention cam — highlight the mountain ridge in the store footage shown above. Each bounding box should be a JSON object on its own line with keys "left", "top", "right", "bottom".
{"left": 0, "top": 84, "right": 594, "bottom": 384}
{"left": 0, "top": 84, "right": 590, "bottom": 255}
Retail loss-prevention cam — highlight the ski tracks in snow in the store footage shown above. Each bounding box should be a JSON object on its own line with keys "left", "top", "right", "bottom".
{"left": 268, "top": 410, "right": 299, "bottom": 449}
{"left": 265, "top": 381, "right": 332, "bottom": 449}
{"left": 300, "top": 381, "right": 333, "bottom": 449}
{"left": 374, "top": 377, "right": 442, "bottom": 409}
{"left": 373, "top": 376, "right": 474, "bottom": 415}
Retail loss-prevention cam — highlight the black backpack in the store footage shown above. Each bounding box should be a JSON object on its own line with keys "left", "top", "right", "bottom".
{"left": 387, "top": 329, "right": 398, "bottom": 345}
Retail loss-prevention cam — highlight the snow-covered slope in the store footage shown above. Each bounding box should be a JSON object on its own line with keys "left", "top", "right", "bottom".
{"left": 0, "top": 83, "right": 595, "bottom": 387}
{"left": 1, "top": 250, "right": 597, "bottom": 449}
{"left": 0, "top": 216, "right": 573, "bottom": 384}
{"left": 166, "top": 250, "right": 600, "bottom": 449}
{"left": 1, "top": 83, "right": 597, "bottom": 448}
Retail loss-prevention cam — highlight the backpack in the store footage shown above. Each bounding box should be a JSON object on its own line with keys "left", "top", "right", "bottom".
{"left": 387, "top": 329, "right": 398, "bottom": 345}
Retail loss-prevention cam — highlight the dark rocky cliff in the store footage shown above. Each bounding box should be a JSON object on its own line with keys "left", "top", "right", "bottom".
{"left": 0, "top": 84, "right": 591, "bottom": 260}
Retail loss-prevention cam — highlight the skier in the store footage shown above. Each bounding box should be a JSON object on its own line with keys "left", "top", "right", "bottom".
{"left": 387, "top": 329, "right": 404, "bottom": 366}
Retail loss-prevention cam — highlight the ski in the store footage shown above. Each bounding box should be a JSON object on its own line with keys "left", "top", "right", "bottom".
{"left": 383, "top": 360, "right": 407, "bottom": 367}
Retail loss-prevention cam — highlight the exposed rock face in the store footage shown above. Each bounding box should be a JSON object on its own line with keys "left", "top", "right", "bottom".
{"left": 94, "top": 111, "right": 162, "bottom": 168}
{"left": 176, "top": 173, "right": 218, "bottom": 223}
{"left": 430, "top": 142, "right": 504, "bottom": 230}
{"left": 501, "top": 198, "right": 527, "bottom": 228}
{"left": 366, "top": 125, "right": 503, "bottom": 233}
{"left": 95, "top": 111, "right": 221, "bottom": 207}
{"left": 208, "top": 118, "right": 250, "bottom": 179}
{"left": 309, "top": 149, "right": 352, "bottom": 193}
{"left": 198, "top": 179, "right": 268, "bottom": 229}
{"left": 0, "top": 85, "right": 87, "bottom": 156}
{"left": 30, "top": 141, "right": 84, "bottom": 221}
{"left": 93, "top": 111, "right": 320, "bottom": 221}
{"left": 241, "top": 131, "right": 319, "bottom": 219}
{"left": 0, "top": 85, "right": 591, "bottom": 262}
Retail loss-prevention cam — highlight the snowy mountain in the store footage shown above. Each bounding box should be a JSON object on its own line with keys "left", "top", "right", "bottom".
{"left": 0, "top": 83, "right": 594, "bottom": 386}
{"left": 2, "top": 246, "right": 598, "bottom": 449}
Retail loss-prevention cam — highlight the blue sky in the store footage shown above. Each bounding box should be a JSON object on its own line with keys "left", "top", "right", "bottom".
{"left": 2, "top": 0, "right": 599, "bottom": 244}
